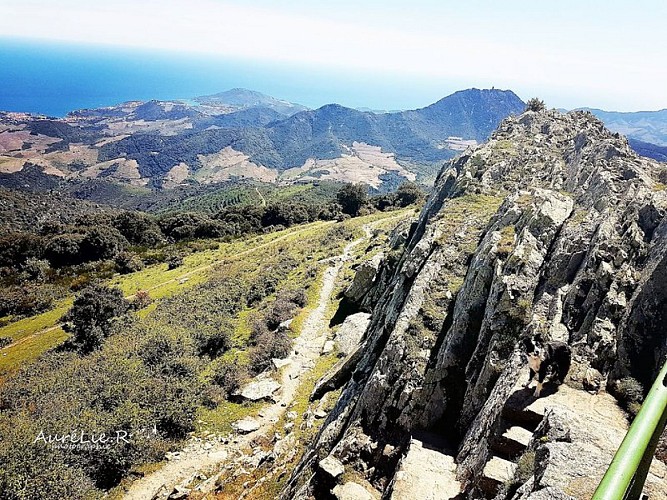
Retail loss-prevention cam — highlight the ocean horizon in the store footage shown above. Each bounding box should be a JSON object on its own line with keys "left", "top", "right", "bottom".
{"left": 0, "top": 37, "right": 455, "bottom": 117}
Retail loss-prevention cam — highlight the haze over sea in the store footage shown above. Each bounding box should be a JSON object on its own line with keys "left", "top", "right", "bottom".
{"left": 0, "top": 38, "right": 466, "bottom": 117}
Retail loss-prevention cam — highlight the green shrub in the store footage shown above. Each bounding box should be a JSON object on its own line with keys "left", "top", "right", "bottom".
{"left": 80, "top": 226, "right": 128, "bottom": 261}
{"left": 45, "top": 233, "right": 86, "bottom": 267}
{"left": 22, "top": 258, "right": 50, "bottom": 282}
{"left": 526, "top": 98, "right": 546, "bottom": 112}
{"left": 337, "top": 183, "right": 368, "bottom": 216}
{"left": 112, "top": 211, "right": 164, "bottom": 246}
{"left": 0, "top": 342, "right": 200, "bottom": 493}
{"left": 394, "top": 181, "right": 424, "bottom": 207}
{"left": 167, "top": 255, "right": 183, "bottom": 270}
{"left": 194, "top": 325, "right": 232, "bottom": 358}
{"left": 140, "top": 249, "right": 167, "bottom": 265}
{"left": 261, "top": 202, "right": 313, "bottom": 227}
{"left": 249, "top": 331, "right": 292, "bottom": 374}
{"left": 614, "top": 377, "right": 645, "bottom": 416}
{"left": 0, "top": 416, "right": 98, "bottom": 498}
{"left": 115, "top": 251, "right": 144, "bottom": 274}
{"left": 247, "top": 276, "right": 279, "bottom": 306}
{"left": 0, "top": 232, "right": 45, "bottom": 268}
{"left": 159, "top": 212, "right": 209, "bottom": 241}
{"left": 0, "top": 284, "right": 57, "bottom": 317}
{"left": 211, "top": 359, "right": 248, "bottom": 398}
{"left": 264, "top": 296, "right": 300, "bottom": 330}
{"left": 63, "top": 284, "right": 129, "bottom": 353}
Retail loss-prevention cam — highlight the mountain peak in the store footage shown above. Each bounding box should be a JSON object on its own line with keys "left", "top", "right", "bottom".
{"left": 428, "top": 87, "right": 524, "bottom": 109}
{"left": 447, "top": 107, "right": 664, "bottom": 206}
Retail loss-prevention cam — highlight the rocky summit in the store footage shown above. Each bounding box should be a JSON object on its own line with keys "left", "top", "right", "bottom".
{"left": 280, "top": 108, "right": 667, "bottom": 499}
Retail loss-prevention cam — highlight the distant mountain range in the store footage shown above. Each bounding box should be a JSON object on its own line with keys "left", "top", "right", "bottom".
{"left": 2, "top": 88, "right": 666, "bottom": 194}
{"left": 0, "top": 88, "right": 525, "bottom": 191}
{"left": 582, "top": 108, "right": 667, "bottom": 146}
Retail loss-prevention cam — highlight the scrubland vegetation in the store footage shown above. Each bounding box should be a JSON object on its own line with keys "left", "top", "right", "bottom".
{"left": 0, "top": 185, "right": 415, "bottom": 498}
{"left": 0, "top": 182, "right": 421, "bottom": 323}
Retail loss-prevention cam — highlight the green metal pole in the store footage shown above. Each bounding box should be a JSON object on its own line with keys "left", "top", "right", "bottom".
{"left": 592, "top": 358, "right": 667, "bottom": 500}
{"left": 626, "top": 405, "right": 667, "bottom": 500}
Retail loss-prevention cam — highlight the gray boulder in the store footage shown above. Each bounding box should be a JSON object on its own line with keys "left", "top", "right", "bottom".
{"left": 237, "top": 377, "right": 281, "bottom": 402}
{"left": 334, "top": 313, "right": 370, "bottom": 356}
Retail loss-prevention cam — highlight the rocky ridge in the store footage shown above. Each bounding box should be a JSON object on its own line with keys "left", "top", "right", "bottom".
{"left": 280, "top": 109, "right": 667, "bottom": 499}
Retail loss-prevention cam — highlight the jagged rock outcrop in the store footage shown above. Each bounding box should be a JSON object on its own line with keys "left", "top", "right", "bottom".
{"left": 281, "top": 109, "right": 667, "bottom": 499}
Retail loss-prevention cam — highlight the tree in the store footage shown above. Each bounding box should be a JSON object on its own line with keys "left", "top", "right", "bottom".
{"left": 394, "top": 181, "right": 424, "bottom": 207}
{"left": 159, "top": 212, "right": 209, "bottom": 241}
{"left": 0, "top": 284, "right": 55, "bottom": 317}
{"left": 64, "top": 284, "right": 128, "bottom": 353}
{"left": 0, "top": 232, "right": 44, "bottom": 268}
{"left": 22, "top": 258, "right": 50, "bottom": 282}
{"left": 337, "top": 183, "right": 368, "bottom": 216}
{"left": 167, "top": 255, "right": 183, "bottom": 270}
{"left": 80, "top": 226, "right": 127, "bottom": 261}
{"left": 114, "top": 251, "right": 144, "bottom": 274}
{"left": 261, "top": 202, "right": 311, "bottom": 228}
{"left": 112, "top": 212, "right": 164, "bottom": 246}
{"left": 45, "top": 234, "right": 85, "bottom": 267}
{"left": 526, "top": 98, "right": 546, "bottom": 112}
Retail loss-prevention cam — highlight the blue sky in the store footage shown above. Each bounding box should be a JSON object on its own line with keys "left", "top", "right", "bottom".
{"left": 1, "top": 0, "right": 665, "bottom": 112}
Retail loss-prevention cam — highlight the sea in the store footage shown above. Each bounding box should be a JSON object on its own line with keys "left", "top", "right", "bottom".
{"left": 0, "top": 37, "right": 310, "bottom": 117}
{"left": 0, "top": 37, "right": 445, "bottom": 117}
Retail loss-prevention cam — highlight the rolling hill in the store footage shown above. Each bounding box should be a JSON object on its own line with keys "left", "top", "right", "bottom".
{"left": 1, "top": 88, "right": 526, "bottom": 192}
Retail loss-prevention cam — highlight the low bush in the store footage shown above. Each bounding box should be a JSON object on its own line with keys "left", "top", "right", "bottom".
{"left": 210, "top": 359, "right": 248, "bottom": 398}
{"left": 62, "top": 284, "right": 129, "bottom": 353}
{"left": 115, "top": 251, "right": 144, "bottom": 274}
{"left": 0, "top": 283, "right": 59, "bottom": 317}
{"left": 264, "top": 296, "right": 300, "bottom": 330}
{"left": 249, "top": 330, "right": 292, "bottom": 374}
{"left": 194, "top": 325, "right": 232, "bottom": 358}
{"left": 22, "top": 258, "right": 50, "bottom": 282}
{"left": 613, "top": 377, "right": 645, "bottom": 416}
{"left": 167, "top": 255, "right": 183, "bottom": 270}
{"left": 526, "top": 97, "right": 546, "bottom": 112}
{"left": 131, "top": 290, "right": 153, "bottom": 310}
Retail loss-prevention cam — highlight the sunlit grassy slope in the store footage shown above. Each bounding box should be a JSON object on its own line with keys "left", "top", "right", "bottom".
{"left": 0, "top": 210, "right": 412, "bottom": 378}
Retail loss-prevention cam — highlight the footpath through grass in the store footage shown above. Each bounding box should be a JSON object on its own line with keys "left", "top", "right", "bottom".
{"left": 0, "top": 220, "right": 334, "bottom": 378}
{"left": 0, "top": 211, "right": 411, "bottom": 379}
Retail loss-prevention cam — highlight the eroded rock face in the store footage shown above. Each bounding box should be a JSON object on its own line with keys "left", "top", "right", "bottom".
{"left": 281, "top": 110, "right": 667, "bottom": 498}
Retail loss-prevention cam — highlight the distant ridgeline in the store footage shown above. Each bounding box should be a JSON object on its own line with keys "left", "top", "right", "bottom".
{"left": 0, "top": 88, "right": 525, "bottom": 192}
{"left": 3, "top": 88, "right": 664, "bottom": 200}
